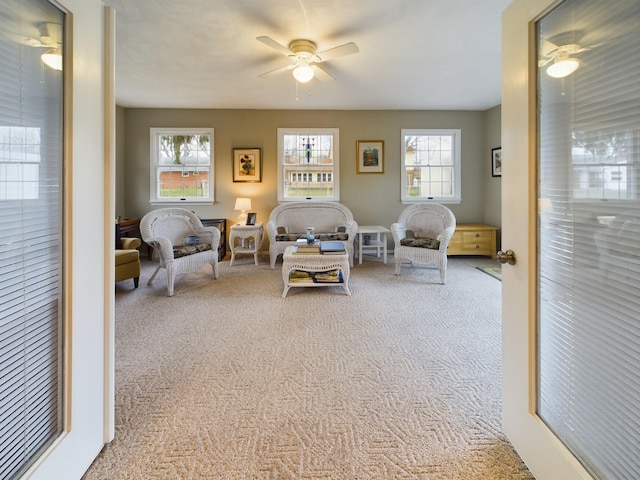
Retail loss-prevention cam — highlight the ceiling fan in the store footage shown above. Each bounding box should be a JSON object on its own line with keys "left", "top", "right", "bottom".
{"left": 25, "top": 23, "right": 63, "bottom": 71}
{"left": 256, "top": 36, "right": 359, "bottom": 83}
{"left": 539, "top": 42, "right": 591, "bottom": 78}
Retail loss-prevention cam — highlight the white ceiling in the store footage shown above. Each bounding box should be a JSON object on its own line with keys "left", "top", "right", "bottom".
{"left": 102, "top": 0, "right": 512, "bottom": 110}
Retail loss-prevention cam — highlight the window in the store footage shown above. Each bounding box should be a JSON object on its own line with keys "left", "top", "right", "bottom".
{"left": 277, "top": 128, "right": 339, "bottom": 202}
{"left": 401, "top": 129, "right": 461, "bottom": 203}
{"left": 150, "top": 128, "right": 213, "bottom": 204}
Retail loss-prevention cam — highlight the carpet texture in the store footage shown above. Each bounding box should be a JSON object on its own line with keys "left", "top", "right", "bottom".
{"left": 83, "top": 256, "right": 532, "bottom": 479}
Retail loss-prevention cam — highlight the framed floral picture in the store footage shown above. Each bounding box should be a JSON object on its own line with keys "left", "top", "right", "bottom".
{"left": 356, "top": 140, "right": 384, "bottom": 174}
{"left": 233, "top": 148, "right": 262, "bottom": 182}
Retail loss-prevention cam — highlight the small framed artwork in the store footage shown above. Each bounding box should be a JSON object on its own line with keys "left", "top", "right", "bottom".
{"left": 246, "top": 212, "right": 257, "bottom": 225}
{"left": 492, "top": 147, "right": 502, "bottom": 177}
{"left": 233, "top": 148, "right": 262, "bottom": 182}
{"left": 356, "top": 140, "right": 384, "bottom": 174}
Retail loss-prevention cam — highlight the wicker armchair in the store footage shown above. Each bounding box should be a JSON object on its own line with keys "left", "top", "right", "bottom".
{"left": 140, "top": 208, "right": 220, "bottom": 296}
{"left": 391, "top": 203, "right": 456, "bottom": 284}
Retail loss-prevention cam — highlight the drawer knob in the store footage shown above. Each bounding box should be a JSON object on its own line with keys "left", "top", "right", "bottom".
{"left": 475, "top": 233, "right": 480, "bottom": 238}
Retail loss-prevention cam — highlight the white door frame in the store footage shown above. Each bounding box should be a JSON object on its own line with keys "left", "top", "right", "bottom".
{"left": 501, "top": 0, "right": 594, "bottom": 478}
{"left": 22, "top": 0, "right": 112, "bottom": 478}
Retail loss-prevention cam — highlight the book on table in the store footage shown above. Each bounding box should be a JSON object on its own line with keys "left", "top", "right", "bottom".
{"left": 319, "top": 241, "right": 346, "bottom": 254}
{"left": 289, "top": 270, "right": 313, "bottom": 282}
{"left": 312, "top": 269, "right": 343, "bottom": 283}
{"left": 292, "top": 245, "right": 320, "bottom": 255}
{"left": 289, "top": 269, "right": 343, "bottom": 284}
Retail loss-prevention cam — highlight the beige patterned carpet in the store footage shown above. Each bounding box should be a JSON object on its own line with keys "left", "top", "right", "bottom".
{"left": 83, "top": 255, "right": 532, "bottom": 479}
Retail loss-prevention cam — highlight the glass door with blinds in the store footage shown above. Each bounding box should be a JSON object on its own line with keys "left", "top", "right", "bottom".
{"left": 1, "top": 0, "right": 111, "bottom": 478}
{"left": 502, "top": 0, "right": 640, "bottom": 478}
{"left": 0, "top": 1, "right": 65, "bottom": 478}
{"left": 536, "top": 0, "right": 640, "bottom": 478}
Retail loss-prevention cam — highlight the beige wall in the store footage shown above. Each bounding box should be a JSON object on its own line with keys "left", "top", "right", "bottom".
{"left": 115, "top": 105, "right": 126, "bottom": 217}
{"left": 117, "top": 107, "right": 501, "bottom": 245}
{"left": 484, "top": 104, "right": 502, "bottom": 230}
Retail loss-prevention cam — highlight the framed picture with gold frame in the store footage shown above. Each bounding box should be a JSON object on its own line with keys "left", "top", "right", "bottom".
{"left": 233, "top": 148, "right": 262, "bottom": 182}
{"left": 356, "top": 140, "right": 384, "bottom": 174}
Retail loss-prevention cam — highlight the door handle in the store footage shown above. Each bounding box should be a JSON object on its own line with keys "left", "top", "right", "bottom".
{"left": 497, "top": 249, "right": 516, "bottom": 265}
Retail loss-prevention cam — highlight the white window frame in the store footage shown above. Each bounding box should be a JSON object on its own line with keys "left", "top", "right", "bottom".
{"left": 277, "top": 128, "right": 340, "bottom": 202}
{"left": 400, "top": 129, "right": 462, "bottom": 203}
{"left": 150, "top": 127, "right": 214, "bottom": 204}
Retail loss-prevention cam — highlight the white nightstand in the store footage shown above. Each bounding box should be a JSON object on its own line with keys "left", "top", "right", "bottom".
{"left": 229, "top": 223, "right": 263, "bottom": 266}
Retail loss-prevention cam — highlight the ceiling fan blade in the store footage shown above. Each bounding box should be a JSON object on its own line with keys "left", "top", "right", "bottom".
{"left": 258, "top": 63, "right": 295, "bottom": 78}
{"left": 540, "top": 40, "right": 560, "bottom": 58}
{"left": 315, "top": 42, "right": 359, "bottom": 62}
{"left": 26, "top": 38, "right": 48, "bottom": 47}
{"left": 256, "top": 36, "right": 293, "bottom": 56}
{"left": 313, "top": 64, "right": 335, "bottom": 81}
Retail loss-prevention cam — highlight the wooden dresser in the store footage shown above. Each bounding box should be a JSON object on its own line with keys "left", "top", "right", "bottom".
{"left": 200, "top": 218, "right": 227, "bottom": 262}
{"left": 447, "top": 224, "right": 498, "bottom": 259}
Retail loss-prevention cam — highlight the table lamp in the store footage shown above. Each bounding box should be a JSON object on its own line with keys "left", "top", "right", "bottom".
{"left": 234, "top": 197, "right": 252, "bottom": 224}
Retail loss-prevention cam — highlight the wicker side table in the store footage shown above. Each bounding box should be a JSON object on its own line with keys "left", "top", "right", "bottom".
{"left": 229, "top": 223, "right": 263, "bottom": 266}
{"left": 281, "top": 246, "right": 351, "bottom": 298}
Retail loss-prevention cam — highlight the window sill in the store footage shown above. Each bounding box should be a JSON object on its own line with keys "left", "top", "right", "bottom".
{"left": 150, "top": 200, "right": 214, "bottom": 206}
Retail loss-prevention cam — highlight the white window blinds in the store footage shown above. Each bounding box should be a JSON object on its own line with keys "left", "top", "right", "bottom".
{"left": 0, "top": 1, "right": 64, "bottom": 479}
{"left": 537, "top": 0, "right": 640, "bottom": 479}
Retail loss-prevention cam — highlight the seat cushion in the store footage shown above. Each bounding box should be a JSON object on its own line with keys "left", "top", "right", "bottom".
{"left": 115, "top": 249, "right": 140, "bottom": 266}
{"left": 275, "top": 232, "right": 349, "bottom": 242}
{"left": 400, "top": 237, "right": 441, "bottom": 249}
{"left": 173, "top": 243, "right": 212, "bottom": 258}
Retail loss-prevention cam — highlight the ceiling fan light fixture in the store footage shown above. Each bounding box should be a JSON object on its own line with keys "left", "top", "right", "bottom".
{"left": 546, "top": 56, "right": 579, "bottom": 78}
{"left": 293, "top": 61, "right": 314, "bottom": 83}
{"left": 41, "top": 48, "right": 62, "bottom": 71}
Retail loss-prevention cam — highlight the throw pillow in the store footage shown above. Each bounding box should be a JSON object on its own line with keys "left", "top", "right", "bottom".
{"left": 173, "top": 243, "right": 212, "bottom": 258}
{"left": 400, "top": 237, "right": 441, "bottom": 250}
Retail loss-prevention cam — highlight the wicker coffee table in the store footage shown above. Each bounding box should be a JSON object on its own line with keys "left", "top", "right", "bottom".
{"left": 281, "top": 246, "right": 351, "bottom": 298}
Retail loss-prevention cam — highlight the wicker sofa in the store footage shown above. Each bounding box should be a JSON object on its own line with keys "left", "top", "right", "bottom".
{"left": 266, "top": 202, "right": 358, "bottom": 269}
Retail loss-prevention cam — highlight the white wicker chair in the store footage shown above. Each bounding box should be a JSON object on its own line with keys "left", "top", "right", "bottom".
{"left": 140, "top": 208, "right": 220, "bottom": 296}
{"left": 391, "top": 203, "right": 456, "bottom": 284}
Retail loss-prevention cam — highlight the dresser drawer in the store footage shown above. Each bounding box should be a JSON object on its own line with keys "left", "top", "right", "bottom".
{"left": 462, "top": 231, "right": 493, "bottom": 250}
{"left": 447, "top": 224, "right": 498, "bottom": 258}
{"left": 462, "top": 231, "right": 493, "bottom": 243}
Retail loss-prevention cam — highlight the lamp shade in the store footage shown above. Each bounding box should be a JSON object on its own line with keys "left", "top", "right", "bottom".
{"left": 41, "top": 49, "right": 63, "bottom": 71}
{"left": 293, "top": 61, "right": 314, "bottom": 83}
{"left": 546, "top": 57, "right": 580, "bottom": 78}
{"left": 234, "top": 197, "right": 252, "bottom": 211}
